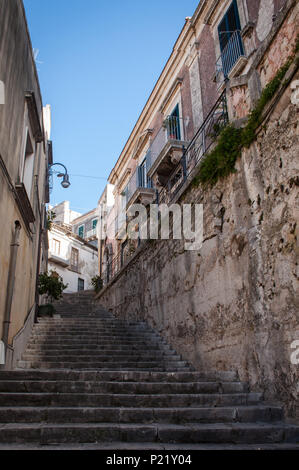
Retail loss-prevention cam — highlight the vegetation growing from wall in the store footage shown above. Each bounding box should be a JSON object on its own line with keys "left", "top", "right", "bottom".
{"left": 193, "top": 50, "right": 298, "bottom": 187}
{"left": 46, "top": 210, "right": 56, "bottom": 230}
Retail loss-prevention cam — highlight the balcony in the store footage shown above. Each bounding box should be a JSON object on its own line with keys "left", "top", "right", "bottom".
{"left": 86, "top": 228, "right": 97, "bottom": 240}
{"left": 215, "top": 30, "right": 247, "bottom": 88}
{"left": 159, "top": 91, "right": 228, "bottom": 204}
{"left": 48, "top": 253, "right": 70, "bottom": 268}
{"left": 126, "top": 166, "right": 155, "bottom": 209}
{"left": 147, "top": 115, "right": 189, "bottom": 187}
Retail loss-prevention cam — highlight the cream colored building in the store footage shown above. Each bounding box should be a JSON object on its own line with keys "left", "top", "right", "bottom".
{"left": 0, "top": 0, "right": 52, "bottom": 368}
{"left": 48, "top": 223, "right": 98, "bottom": 293}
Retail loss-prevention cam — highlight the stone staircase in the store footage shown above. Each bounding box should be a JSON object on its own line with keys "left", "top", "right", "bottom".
{"left": 0, "top": 292, "right": 298, "bottom": 449}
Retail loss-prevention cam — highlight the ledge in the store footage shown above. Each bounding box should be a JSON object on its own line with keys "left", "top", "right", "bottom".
{"left": 15, "top": 182, "right": 35, "bottom": 228}
{"left": 147, "top": 139, "right": 189, "bottom": 183}
{"left": 48, "top": 254, "right": 69, "bottom": 268}
{"left": 25, "top": 91, "right": 43, "bottom": 143}
{"left": 126, "top": 187, "right": 156, "bottom": 210}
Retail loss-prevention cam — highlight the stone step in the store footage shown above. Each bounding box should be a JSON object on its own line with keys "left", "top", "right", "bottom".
{"left": 26, "top": 339, "right": 169, "bottom": 347}
{"left": 33, "top": 326, "right": 149, "bottom": 332}
{"left": 21, "top": 353, "right": 182, "bottom": 362}
{"left": 29, "top": 334, "right": 165, "bottom": 341}
{"left": 30, "top": 331, "right": 162, "bottom": 338}
{"left": 37, "top": 319, "right": 146, "bottom": 324}
{"left": 0, "top": 370, "right": 240, "bottom": 382}
{"left": 17, "top": 360, "right": 191, "bottom": 370}
{"left": 21, "top": 353, "right": 181, "bottom": 362}
{"left": 34, "top": 322, "right": 149, "bottom": 328}
{"left": 25, "top": 346, "right": 174, "bottom": 353}
{"left": 26, "top": 344, "right": 180, "bottom": 357}
{"left": 0, "top": 392, "right": 262, "bottom": 407}
{"left": 0, "top": 405, "right": 283, "bottom": 424}
{"left": 0, "top": 380, "right": 246, "bottom": 394}
{"left": 0, "top": 422, "right": 297, "bottom": 445}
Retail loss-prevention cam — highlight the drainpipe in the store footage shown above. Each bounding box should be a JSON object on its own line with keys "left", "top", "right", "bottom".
{"left": 1, "top": 221, "right": 22, "bottom": 356}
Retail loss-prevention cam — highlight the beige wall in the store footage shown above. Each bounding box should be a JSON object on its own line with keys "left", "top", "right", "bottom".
{"left": 0, "top": 0, "right": 49, "bottom": 364}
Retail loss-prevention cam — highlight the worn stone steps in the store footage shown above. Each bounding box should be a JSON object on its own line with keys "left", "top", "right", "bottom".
{"left": 0, "top": 370, "right": 239, "bottom": 382}
{"left": 24, "top": 346, "right": 175, "bottom": 354}
{"left": 0, "top": 380, "right": 246, "bottom": 394}
{"left": 0, "top": 422, "right": 297, "bottom": 445}
{"left": 17, "top": 361, "right": 192, "bottom": 371}
{"left": 21, "top": 352, "right": 182, "bottom": 361}
{"left": 24, "top": 349, "right": 177, "bottom": 357}
{"left": 0, "top": 392, "right": 262, "bottom": 407}
{"left": 1, "top": 292, "right": 297, "bottom": 448}
{"left": 27, "top": 338, "right": 168, "bottom": 346}
{"left": 0, "top": 406, "right": 283, "bottom": 424}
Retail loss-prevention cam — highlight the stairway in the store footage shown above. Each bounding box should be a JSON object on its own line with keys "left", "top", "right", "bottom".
{"left": 0, "top": 292, "right": 298, "bottom": 449}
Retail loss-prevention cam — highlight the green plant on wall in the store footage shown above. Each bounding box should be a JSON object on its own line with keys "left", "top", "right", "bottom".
{"left": 193, "top": 46, "right": 298, "bottom": 188}
{"left": 46, "top": 210, "right": 56, "bottom": 230}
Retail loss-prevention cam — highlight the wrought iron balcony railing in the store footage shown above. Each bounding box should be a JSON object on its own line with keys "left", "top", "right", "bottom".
{"left": 147, "top": 115, "right": 188, "bottom": 172}
{"left": 127, "top": 163, "right": 153, "bottom": 206}
{"left": 215, "top": 30, "right": 246, "bottom": 86}
{"left": 159, "top": 90, "right": 228, "bottom": 203}
{"left": 86, "top": 228, "right": 97, "bottom": 239}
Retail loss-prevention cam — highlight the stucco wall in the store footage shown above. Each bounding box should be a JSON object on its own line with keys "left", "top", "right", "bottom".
{"left": 48, "top": 226, "right": 99, "bottom": 293}
{"left": 97, "top": 79, "right": 299, "bottom": 418}
{"left": 0, "top": 0, "right": 48, "bottom": 349}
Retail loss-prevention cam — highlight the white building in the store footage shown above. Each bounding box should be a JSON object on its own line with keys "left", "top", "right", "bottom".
{"left": 48, "top": 201, "right": 99, "bottom": 292}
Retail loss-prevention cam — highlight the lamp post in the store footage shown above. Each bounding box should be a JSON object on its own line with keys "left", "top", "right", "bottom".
{"left": 49, "top": 162, "right": 71, "bottom": 190}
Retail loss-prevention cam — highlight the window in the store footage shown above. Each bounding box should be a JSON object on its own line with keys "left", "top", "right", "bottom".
{"left": 22, "top": 129, "right": 35, "bottom": 198}
{"left": 92, "top": 219, "right": 98, "bottom": 230}
{"left": 78, "top": 278, "right": 84, "bottom": 291}
{"left": 166, "top": 104, "right": 181, "bottom": 140}
{"left": 218, "top": 0, "right": 244, "bottom": 77}
{"left": 70, "top": 247, "right": 79, "bottom": 270}
{"left": 78, "top": 225, "right": 84, "bottom": 238}
{"left": 51, "top": 238, "right": 61, "bottom": 256}
{"left": 138, "top": 159, "right": 147, "bottom": 188}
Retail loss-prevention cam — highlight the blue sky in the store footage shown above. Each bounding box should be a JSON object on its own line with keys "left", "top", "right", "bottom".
{"left": 23, "top": 0, "right": 199, "bottom": 213}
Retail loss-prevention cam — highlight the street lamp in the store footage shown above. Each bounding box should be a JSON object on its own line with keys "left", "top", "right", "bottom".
{"left": 49, "top": 163, "right": 71, "bottom": 189}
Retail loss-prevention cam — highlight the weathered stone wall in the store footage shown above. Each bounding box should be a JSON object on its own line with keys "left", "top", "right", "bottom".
{"left": 98, "top": 79, "right": 299, "bottom": 418}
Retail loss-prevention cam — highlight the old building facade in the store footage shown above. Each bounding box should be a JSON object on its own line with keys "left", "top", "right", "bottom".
{"left": 0, "top": 0, "right": 52, "bottom": 368}
{"left": 97, "top": 0, "right": 299, "bottom": 418}
{"left": 48, "top": 201, "right": 99, "bottom": 292}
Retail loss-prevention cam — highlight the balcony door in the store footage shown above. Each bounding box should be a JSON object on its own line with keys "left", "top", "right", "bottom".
{"left": 218, "top": 0, "right": 244, "bottom": 77}
{"left": 138, "top": 151, "right": 152, "bottom": 189}
{"left": 167, "top": 104, "right": 181, "bottom": 141}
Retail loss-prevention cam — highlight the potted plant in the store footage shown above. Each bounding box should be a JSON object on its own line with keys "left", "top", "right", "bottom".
{"left": 91, "top": 275, "right": 103, "bottom": 293}
{"left": 37, "top": 270, "right": 68, "bottom": 316}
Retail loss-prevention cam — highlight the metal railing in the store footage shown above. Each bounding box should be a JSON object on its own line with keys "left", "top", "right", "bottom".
{"left": 159, "top": 91, "right": 228, "bottom": 203}
{"left": 99, "top": 93, "right": 228, "bottom": 283}
{"left": 147, "top": 115, "right": 188, "bottom": 171}
{"left": 102, "top": 244, "right": 139, "bottom": 286}
{"left": 215, "top": 30, "right": 245, "bottom": 86}
{"left": 86, "top": 228, "right": 97, "bottom": 238}
{"left": 127, "top": 163, "right": 153, "bottom": 205}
